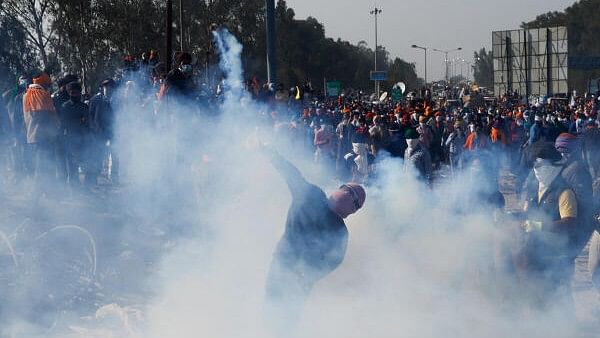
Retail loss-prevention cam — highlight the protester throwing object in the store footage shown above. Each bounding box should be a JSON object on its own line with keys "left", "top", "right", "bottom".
{"left": 261, "top": 144, "right": 366, "bottom": 330}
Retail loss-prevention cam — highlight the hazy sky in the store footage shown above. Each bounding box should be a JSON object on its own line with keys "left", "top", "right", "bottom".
{"left": 286, "top": 0, "right": 573, "bottom": 82}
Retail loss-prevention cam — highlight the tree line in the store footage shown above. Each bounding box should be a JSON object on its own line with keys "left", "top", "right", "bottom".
{"left": 0, "top": 0, "right": 419, "bottom": 95}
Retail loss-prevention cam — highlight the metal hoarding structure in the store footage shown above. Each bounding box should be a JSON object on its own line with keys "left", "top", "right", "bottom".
{"left": 492, "top": 27, "right": 568, "bottom": 98}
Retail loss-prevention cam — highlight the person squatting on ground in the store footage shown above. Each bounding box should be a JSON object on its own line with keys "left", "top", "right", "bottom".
{"left": 262, "top": 144, "right": 366, "bottom": 332}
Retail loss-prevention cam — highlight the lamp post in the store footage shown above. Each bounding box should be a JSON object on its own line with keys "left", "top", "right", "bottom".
{"left": 464, "top": 61, "right": 473, "bottom": 81}
{"left": 432, "top": 47, "right": 462, "bottom": 82}
{"left": 370, "top": 6, "right": 382, "bottom": 97}
{"left": 166, "top": 0, "right": 173, "bottom": 72}
{"left": 179, "top": 0, "right": 184, "bottom": 51}
{"left": 411, "top": 44, "right": 427, "bottom": 88}
{"left": 473, "top": 56, "right": 481, "bottom": 83}
{"left": 266, "top": 0, "right": 277, "bottom": 85}
{"left": 449, "top": 57, "right": 460, "bottom": 81}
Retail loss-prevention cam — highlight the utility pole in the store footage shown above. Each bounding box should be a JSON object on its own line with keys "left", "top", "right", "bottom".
{"left": 432, "top": 47, "right": 462, "bottom": 82}
{"left": 411, "top": 44, "right": 428, "bottom": 88}
{"left": 370, "top": 6, "right": 382, "bottom": 97}
{"left": 265, "top": 0, "right": 277, "bottom": 85}
{"left": 166, "top": 0, "right": 173, "bottom": 72}
{"left": 179, "top": 0, "right": 184, "bottom": 51}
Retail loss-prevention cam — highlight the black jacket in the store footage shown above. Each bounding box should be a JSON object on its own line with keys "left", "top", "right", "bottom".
{"left": 88, "top": 93, "right": 114, "bottom": 140}
{"left": 165, "top": 69, "right": 194, "bottom": 98}
{"left": 266, "top": 150, "right": 348, "bottom": 296}
{"left": 52, "top": 90, "right": 70, "bottom": 125}
{"left": 61, "top": 99, "right": 89, "bottom": 137}
{"left": 559, "top": 158, "right": 594, "bottom": 249}
{"left": 6, "top": 90, "right": 26, "bottom": 140}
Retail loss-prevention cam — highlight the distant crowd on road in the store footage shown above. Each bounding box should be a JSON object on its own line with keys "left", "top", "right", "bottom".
{"left": 3, "top": 51, "right": 600, "bottom": 315}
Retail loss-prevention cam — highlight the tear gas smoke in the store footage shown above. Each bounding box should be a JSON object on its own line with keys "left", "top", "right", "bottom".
{"left": 0, "top": 29, "right": 593, "bottom": 337}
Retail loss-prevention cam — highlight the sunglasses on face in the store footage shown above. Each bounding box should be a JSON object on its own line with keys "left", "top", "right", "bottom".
{"left": 340, "top": 184, "right": 361, "bottom": 210}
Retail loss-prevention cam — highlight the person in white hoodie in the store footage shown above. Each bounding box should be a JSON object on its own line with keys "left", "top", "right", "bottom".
{"left": 404, "top": 127, "right": 432, "bottom": 183}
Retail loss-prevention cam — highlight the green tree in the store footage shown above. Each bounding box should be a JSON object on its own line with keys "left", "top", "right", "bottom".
{"left": 1, "top": 0, "right": 418, "bottom": 93}
{"left": 521, "top": 11, "right": 567, "bottom": 29}
{"left": 0, "top": 15, "right": 38, "bottom": 88}
{"left": 0, "top": 0, "right": 56, "bottom": 68}
{"left": 272, "top": 0, "right": 417, "bottom": 92}
{"left": 386, "top": 57, "right": 418, "bottom": 91}
{"left": 51, "top": 0, "right": 165, "bottom": 91}
{"left": 473, "top": 48, "right": 493, "bottom": 88}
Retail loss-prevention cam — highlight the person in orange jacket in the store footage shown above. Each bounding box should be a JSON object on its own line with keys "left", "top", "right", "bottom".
{"left": 23, "top": 72, "right": 61, "bottom": 196}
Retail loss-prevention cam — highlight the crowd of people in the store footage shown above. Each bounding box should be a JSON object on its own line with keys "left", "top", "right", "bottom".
{"left": 0, "top": 72, "right": 119, "bottom": 195}
{"left": 3, "top": 50, "right": 600, "bottom": 319}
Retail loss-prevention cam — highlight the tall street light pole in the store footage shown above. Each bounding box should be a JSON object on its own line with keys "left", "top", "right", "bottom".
{"left": 411, "top": 44, "right": 427, "bottom": 88}
{"left": 179, "top": 0, "right": 184, "bottom": 51}
{"left": 464, "top": 61, "right": 473, "bottom": 81}
{"left": 449, "top": 57, "right": 460, "bottom": 81}
{"left": 432, "top": 47, "right": 462, "bottom": 82}
{"left": 265, "top": 0, "right": 277, "bottom": 85}
{"left": 370, "top": 6, "right": 382, "bottom": 97}
{"left": 166, "top": 0, "right": 173, "bottom": 72}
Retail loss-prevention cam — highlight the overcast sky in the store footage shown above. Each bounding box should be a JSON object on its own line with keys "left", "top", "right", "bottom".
{"left": 286, "top": 0, "right": 573, "bottom": 82}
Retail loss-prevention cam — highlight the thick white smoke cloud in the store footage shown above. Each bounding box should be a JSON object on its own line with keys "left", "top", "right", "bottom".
{"left": 0, "top": 28, "right": 593, "bottom": 337}
{"left": 213, "top": 28, "right": 246, "bottom": 99}
{"left": 137, "top": 30, "right": 586, "bottom": 338}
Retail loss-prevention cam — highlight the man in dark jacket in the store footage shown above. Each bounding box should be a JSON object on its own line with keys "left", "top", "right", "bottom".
{"left": 61, "top": 82, "right": 89, "bottom": 187}
{"left": 52, "top": 74, "right": 78, "bottom": 116}
{"left": 88, "top": 78, "right": 117, "bottom": 186}
{"left": 53, "top": 74, "right": 78, "bottom": 183}
{"left": 263, "top": 146, "right": 366, "bottom": 329}
{"left": 7, "top": 76, "right": 31, "bottom": 179}
{"left": 163, "top": 52, "right": 194, "bottom": 99}
{"left": 518, "top": 142, "right": 581, "bottom": 308}
{"left": 579, "top": 129, "right": 600, "bottom": 289}
{"left": 554, "top": 133, "right": 594, "bottom": 252}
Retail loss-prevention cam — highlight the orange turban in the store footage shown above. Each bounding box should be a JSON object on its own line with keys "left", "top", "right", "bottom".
{"left": 425, "top": 106, "right": 432, "bottom": 117}
{"left": 32, "top": 73, "right": 51, "bottom": 86}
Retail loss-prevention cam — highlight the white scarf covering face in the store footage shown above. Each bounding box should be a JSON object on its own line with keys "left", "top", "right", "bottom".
{"left": 533, "top": 160, "right": 562, "bottom": 200}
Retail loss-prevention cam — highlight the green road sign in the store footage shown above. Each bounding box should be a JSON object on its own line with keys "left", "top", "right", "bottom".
{"left": 391, "top": 88, "right": 402, "bottom": 100}
{"left": 326, "top": 81, "right": 342, "bottom": 97}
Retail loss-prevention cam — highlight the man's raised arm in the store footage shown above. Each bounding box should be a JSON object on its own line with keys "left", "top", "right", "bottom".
{"left": 261, "top": 145, "right": 309, "bottom": 197}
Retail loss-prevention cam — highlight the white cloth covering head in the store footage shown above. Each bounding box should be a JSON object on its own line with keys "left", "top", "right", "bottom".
{"left": 533, "top": 158, "right": 562, "bottom": 190}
